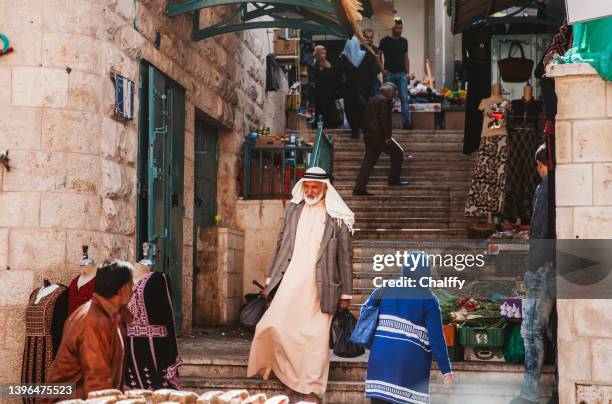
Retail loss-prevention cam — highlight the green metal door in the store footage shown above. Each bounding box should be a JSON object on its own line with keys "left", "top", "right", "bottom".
{"left": 194, "top": 118, "right": 218, "bottom": 227}
{"left": 137, "top": 63, "right": 185, "bottom": 331}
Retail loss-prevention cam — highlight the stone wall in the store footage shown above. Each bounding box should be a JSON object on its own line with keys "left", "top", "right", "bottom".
{"left": 548, "top": 63, "right": 612, "bottom": 403}
{"left": 0, "top": 0, "right": 273, "bottom": 383}
{"left": 235, "top": 200, "right": 286, "bottom": 295}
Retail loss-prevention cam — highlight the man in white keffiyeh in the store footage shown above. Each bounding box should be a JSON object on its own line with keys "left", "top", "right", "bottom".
{"left": 247, "top": 167, "right": 355, "bottom": 402}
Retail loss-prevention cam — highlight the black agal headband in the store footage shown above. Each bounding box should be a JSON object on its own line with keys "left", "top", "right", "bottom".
{"left": 302, "top": 171, "right": 329, "bottom": 180}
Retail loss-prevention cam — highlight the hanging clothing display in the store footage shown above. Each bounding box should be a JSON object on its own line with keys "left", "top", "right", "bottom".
{"left": 462, "top": 27, "right": 492, "bottom": 154}
{"left": 67, "top": 275, "right": 96, "bottom": 315}
{"left": 125, "top": 271, "right": 182, "bottom": 390}
{"left": 465, "top": 96, "right": 510, "bottom": 217}
{"left": 21, "top": 285, "right": 69, "bottom": 396}
{"left": 503, "top": 99, "right": 544, "bottom": 223}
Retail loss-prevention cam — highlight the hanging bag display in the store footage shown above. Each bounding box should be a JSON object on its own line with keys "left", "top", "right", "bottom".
{"left": 498, "top": 41, "right": 534, "bottom": 83}
{"left": 350, "top": 288, "right": 385, "bottom": 348}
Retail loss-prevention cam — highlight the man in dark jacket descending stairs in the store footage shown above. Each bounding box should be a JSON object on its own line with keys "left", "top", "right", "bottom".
{"left": 354, "top": 83, "right": 408, "bottom": 196}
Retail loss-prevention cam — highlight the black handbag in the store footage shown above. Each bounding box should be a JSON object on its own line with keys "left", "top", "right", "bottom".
{"left": 498, "top": 41, "right": 534, "bottom": 83}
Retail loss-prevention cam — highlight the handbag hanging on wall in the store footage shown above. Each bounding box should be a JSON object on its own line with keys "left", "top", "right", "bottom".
{"left": 498, "top": 41, "right": 534, "bottom": 83}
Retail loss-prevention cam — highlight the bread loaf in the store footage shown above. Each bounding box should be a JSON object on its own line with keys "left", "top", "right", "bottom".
{"left": 239, "top": 394, "right": 267, "bottom": 404}
{"left": 263, "top": 396, "right": 289, "bottom": 404}
{"left": 88, "top": 390, "right": 124, "bottom": 400}
{"left": 115, "top": 399, "right": 146, "bottom": 404}
{"left": 217, "top": 390, "right": 250, "bottom": 404}
{"left": 152, "top": 389, "right": 177, "bottom": 404}
{"left": 168, "top": 391, "right": 198, "bottom": 404}
{"left": 57, "top": 400, "right": 85, "bottom": 404}
{"left": 196, "top": 391, "right": 223, "bottom": 404}
{"left": 86, "top": 397, "right": 125, "bottom": 404}
{"left": 124, "top": 390, "right": 153, "bottom": 403}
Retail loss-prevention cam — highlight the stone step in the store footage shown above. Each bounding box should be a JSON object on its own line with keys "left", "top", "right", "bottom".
{"left": 334, "top": 155, "right": 475, "bottom": 164}
{"left": 334, "top": 174, "right": 472, "bottom": 184}
{"left": 334, "top": 168, "right": 474, "bottom": 179}
{"left": 342, "top": 195, "right": 452, "bottom": 208}
{"left": 352, "top": 206, "right": 451, "bottom": 219}
{"left": 181, "top": 377, "right": 365, "bottom": 403}
{"left": 328, "top": 129, "right": 466, "bottom": 141}
{"left": 335, "top": 150, "right": 466, "bottom": 159}
{"left": 180, "top": 354, "right": 555, "bottom": 386}
{"left": 334, "top": 144, "right": 466, "bottom": 154}
{"left": 353, "top": 228, "right": 467, "bottom": 240}
{"left": 336, "top": 185, "right": 450, "bottom": 198}
{"left": 355, "top": 218, "right": 451, "bottom": 230}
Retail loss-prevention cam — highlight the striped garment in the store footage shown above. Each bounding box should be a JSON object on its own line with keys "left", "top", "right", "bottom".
{"left": 365, "top": 289, "right": 451, "bottom": 403}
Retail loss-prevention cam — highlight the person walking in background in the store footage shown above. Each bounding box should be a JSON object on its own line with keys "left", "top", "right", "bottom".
{"left": 354, "top": 83, "right": 408, "bottom": 196}
{"left": 362, "top": 28, "right": 384, "bottom": 96}
{"left": 338, "top": 36, "right": 380, "bottom": 139}
{"left": 379, "top": 17, "right": 411, "bottom": 129}
{"left": 312, "top": 45, "right": 340, "bottom": 129}
{"left": 46, "top": 261, "right": 134, "bottom": 400}
{"left": 511, "top": 144, "right": 556, "bottom": 404}
{"left": 365, "top": 251, "right": 453, "bottom": 403}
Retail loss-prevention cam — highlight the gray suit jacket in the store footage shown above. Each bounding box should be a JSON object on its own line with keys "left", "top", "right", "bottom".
{"left": 266, "top": 201, "right": 354, "bottom": 314}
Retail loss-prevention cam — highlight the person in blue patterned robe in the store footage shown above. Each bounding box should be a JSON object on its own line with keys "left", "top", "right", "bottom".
{"left": 365, "top": 251, "right": 453, "bottom": 404}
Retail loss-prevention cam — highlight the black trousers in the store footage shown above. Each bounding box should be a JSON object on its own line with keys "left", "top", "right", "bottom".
{"left": 355, "top": 137, "right": 404, "bottom": 191}
{"left": 344, "top": 92, "right": 368, "bottom": 137}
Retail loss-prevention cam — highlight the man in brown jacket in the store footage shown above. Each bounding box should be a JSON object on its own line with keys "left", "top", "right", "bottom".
{"left": 354, "top": 83, "right": 408, "bottom": 196}
{"left": 46, "top": 260, "right": 134, "bottom": 400}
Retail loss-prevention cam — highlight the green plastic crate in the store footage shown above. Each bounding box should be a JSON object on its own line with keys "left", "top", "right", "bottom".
{"left": 458, "top": 324, "right": 506, "bottom": 347}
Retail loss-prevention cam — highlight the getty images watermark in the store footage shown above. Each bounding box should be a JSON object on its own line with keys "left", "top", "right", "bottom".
{"left": 371, "top": 251, "right": 486, "bottom": 289}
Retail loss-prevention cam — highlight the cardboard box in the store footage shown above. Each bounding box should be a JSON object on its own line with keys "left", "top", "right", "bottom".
{"left": 463, "top": 346, "right": 505, "bottom": 362}
{"left": 274, "top": 39, "right": 298, "bottom": 55}
{"left": 443, "top": 324, "right": 457, "bottom": 347}
{"left": 444, "top": 110, "right": 465, "bottom": 130}
{"left": 412, "top": 112, "right": 435, "bottom": 130}
{"left": 408, "top": 103, "right": 442, "bottom": 112}
{"left": 255, "top": 136, "right": 284, "bottom": 148}
{"left": 392, "top": 112, "right": 404, "bottom": 129}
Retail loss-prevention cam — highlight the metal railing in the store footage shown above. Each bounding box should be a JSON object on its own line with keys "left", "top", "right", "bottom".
{"left": 242, "top": 122, "right": 334, "bottom": 199}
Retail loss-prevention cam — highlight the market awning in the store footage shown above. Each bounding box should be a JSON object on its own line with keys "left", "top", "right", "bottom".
{"left": 167, "top": 0, "right": 366, "bottom": 41}
{"left": 450, "top": 0, "right": 565, "bottom": 34}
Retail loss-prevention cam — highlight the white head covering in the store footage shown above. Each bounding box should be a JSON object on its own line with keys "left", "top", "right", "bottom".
{"left": 290, "top": 167, "right": 355, "bottom": 234}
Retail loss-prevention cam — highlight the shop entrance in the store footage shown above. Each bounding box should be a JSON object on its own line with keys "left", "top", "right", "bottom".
{"left": 136, "top": 62, "right": 185, "bottom": 331}
{"left": 194, "top": 118, "right": 218, "bottom": 228}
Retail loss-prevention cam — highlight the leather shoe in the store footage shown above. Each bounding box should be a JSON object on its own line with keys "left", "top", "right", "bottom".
{"left": 388, "top": 180, "right": 409, "bottom": 186}
{"left": 353, "top": 189, "right": 374, "bottom": 196}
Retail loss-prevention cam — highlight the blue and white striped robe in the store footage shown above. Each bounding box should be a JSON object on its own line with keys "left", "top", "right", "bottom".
{"left": 365, "top": 288, "right": 452, "bottom": 404}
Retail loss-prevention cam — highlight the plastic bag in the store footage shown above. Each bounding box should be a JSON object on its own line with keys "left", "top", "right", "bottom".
{"left": 239, "top": 295, "right": 268, "bottom": 331}
{"left": 504, "top": 324, "right": 525, "bottom": 364}
{"left": 332, "top": 309, "right": 365, "bottom": 358}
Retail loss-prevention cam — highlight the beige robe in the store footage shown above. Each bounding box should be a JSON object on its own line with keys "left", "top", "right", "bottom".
{"left": 247, "top": 199, "right": 333, "bottom": 396}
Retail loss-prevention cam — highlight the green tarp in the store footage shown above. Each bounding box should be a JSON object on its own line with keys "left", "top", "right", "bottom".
{"left": 563, "top": 16, "right": 612, "bottom": 81}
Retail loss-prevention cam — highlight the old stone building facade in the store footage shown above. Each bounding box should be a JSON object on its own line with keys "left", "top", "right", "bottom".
{"left": 549, "top": 63, "right": 612, "bottom": 403}
{"left": 0, "top": 0, "right": 284, "bottom": 383}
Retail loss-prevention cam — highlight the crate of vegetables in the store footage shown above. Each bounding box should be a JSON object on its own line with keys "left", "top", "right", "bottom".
{"left": 458, "top": 322, "right": 506, "bottom": 347}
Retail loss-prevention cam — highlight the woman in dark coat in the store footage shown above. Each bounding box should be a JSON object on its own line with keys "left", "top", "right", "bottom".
{"left": 312, "top": 45, "right": 340, "bottom": 129}
{"left": 365, "top": 251, "right": 453, "bottom": 403}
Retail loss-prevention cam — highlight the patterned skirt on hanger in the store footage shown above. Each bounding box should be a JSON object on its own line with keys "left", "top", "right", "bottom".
{"left": 465, "top": 134, "right": 509, "bottom": 217}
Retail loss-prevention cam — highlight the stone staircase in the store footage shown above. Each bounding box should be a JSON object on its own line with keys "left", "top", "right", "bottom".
{"left": 329, "top": 129, "right": 486, "bottom": 313}
{"left": 178, "top": 329, "right": 555, "bottom": 403}
{"left": 330, "top": 129, "right": 479, "bottom": 241}
{"left": 178, "top": 129, "right": 555, "bottom": 403}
